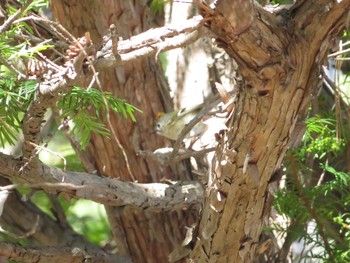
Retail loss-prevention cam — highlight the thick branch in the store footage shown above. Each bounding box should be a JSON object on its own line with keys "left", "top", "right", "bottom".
{"left": 0, "top": 153, "right": 204, "bottom": 210}
{"left": 0, "top": 242, "right": 132, "bottom": 263}
{"left": 95, "top": 16, "right": 206, "bottom": 69}
{"left": 22, "top": 77, "right": 72, "bottom": 160}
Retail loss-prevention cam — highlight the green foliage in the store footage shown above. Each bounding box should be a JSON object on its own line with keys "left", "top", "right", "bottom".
{"left": 9, "top": 0, "right": 48, "bottom": 15}
{"left": 65, "top": 200, "right": 110, "bottom": 245}
{"left": 58, "top": 87, "right": 141, "bottom": 148}
{"left": 150, "top": 0, "right": 167, "bottom": 14}
{"left": 0, "top": 78, "right": 37, "bottom": 146}
{"left": 270, "top": 0, "right": 294, "bottom": 4}
{"left": 274, "top": 189, "right": 309, "bottom": 222}
{"left": 317, "top": 166, "right": 350, "bottom": 195}
{"left": 303, "top": 116, "right": 345, "bottom": 159}
{"left": 27, "top": 0, "right": 49, "bottom": 12}
{"left": 0, "top": 1, "right": 52, "bottom": 147}
{"left": 274, "top": 106, "right": 350, "bottom": 261}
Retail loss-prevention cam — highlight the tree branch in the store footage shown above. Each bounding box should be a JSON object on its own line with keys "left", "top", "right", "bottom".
{"left": 95, "top": 15, "right": 206, "bottom": 69}
{"left": 0, "top": 242, "right": 133, "bottom": 263}
{"left": 0, "top": 153, "right": 204, "bottom": 210}
{"left": 21, "top": 74, "right": 74, "bottom": 160}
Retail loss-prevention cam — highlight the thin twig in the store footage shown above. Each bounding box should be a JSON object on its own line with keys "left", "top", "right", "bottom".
{"left": 0, "top": 215, "right": 40, "bottom": 239}
{"left": 333, "top": 57, "right": 350, "bottom": 61}
{"left": 328, "top": 47, "right": 350, "bottom": 58}
{"left": 77, "top": 41, "right": 136, "bottom": 181}
{"left": 316, "top": 159, "right": 328, "bottom": 186}
{"left": 91, "top": 71, "right": 136, "bottom": 181}
{"left": 168, "top": 94, "right": 231, "bottom": 163}
{"left": 0, "top": 54, "right": 27, "bottom": 79}
{"left": 47, "top": 194, "right": 69, "bottom": 227}
{"left": 0, "top": 0, "right": 34, "bottom": 34}
{"left": 322, "top": 67, "right": 350, "bottom": 119}
{"left": 138, "top": 147, "right": 215, "bottom": 166}
{"left": 13, "top": 15, "right": 75, "bottom": 42}
{"left": 28, "top": 141, "right": 67, "bottom": 171}
{"left": 37, "top": 52, "right": 64, "bottom": 72}
{"left": 55, "top": 110, "right": 98, "bottom": 173}
{"left": 36, "top": 19, "right": 137, "bottom": 181}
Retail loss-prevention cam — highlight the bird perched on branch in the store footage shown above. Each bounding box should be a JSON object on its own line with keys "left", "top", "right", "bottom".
{"left": 155, "top": 106, "right": 207, "bottom": 141}
{"left": 155, "top": 83, "right": 235, "bottom": 142}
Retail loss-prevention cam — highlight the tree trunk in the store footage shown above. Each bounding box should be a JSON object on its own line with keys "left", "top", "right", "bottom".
{"left": 190, "top": 0, "right": 350, "bottom": 262}
{"left": 51, "top": 1, "right": 196, "bottom": 262}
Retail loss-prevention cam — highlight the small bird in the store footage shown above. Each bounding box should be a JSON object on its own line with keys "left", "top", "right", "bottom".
{"left": 155, "top": 106, "right": 206, "bottom": 141}
{"left": 155, "top": 87, "right": 234, "bottom": 141}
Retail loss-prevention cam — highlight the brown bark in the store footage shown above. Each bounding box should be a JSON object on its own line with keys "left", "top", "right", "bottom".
{"left": 51, "top": 1, "right": 196, "bottom": 262}
{"left": 0, "top": 242, "right": 132, "bottom": 263}
{"left": 190, "top": 0, "right": 350, "bottom": 262}
{"left": 3, "top": 0, "right": 344, "bottom": 262}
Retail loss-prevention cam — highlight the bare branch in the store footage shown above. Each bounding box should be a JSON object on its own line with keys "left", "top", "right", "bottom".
{"left": 168, "top": 92, "right": 233, "bottom": 163}
{"left": 0, "top": 54, "right": 27, "bottom": 79}
{"left": 138, "top": 147, "right": 215, "bottom": 166}
{"left": 95, "top": 16, "right": 206, "bottom": 69}
{"left": 0, "top": 242, "right": 133, "bottom": 263}
{"left": 21, "top": 75, "right": 72, "bottom": 161}
{"left": 0, "top": 153, "right": 204, "bottom": 210}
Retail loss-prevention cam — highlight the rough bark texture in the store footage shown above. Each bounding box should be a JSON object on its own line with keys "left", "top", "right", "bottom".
{"left": 0, "top": 0, "right": 345, "bottom": 262}
{"left": 190, "top": 0, "right": 350, "bottom": 262}
{"left": 51, "top": 1, "right": 196, "bottom": 262}
{"left": 0, "top": 152, "right": 204, "bottom": 209}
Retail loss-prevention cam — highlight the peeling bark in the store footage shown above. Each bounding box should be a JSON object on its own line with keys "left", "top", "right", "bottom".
{"left": 190, "top": 0, "right": 350, "bottom": 262}
{"left": 0, "top": 241, "right": 132, "bottom": 263}
{"left": 0, "top": 152, "right": 204, "bottom": 209}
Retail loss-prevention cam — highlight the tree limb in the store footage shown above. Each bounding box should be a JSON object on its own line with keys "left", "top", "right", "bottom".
{"left": 0, "top": 153, "right": 204, "bottom": 210}
{"left": 95, "top": 15, "right": 206, "bottom": 69}
{"left": 0, "top": 242, "right": 133, "bottom": 263}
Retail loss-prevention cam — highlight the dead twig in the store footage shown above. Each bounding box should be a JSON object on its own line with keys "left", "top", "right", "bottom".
{"left": 0, "top": 0, "right": 34, "bottom": 34}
